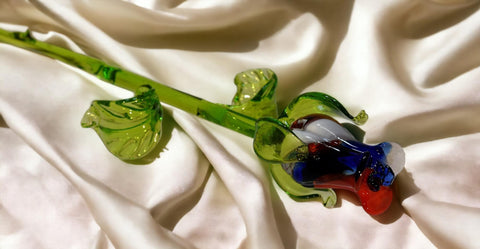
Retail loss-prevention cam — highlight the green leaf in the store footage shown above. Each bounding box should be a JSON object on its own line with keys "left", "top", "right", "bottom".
{"left": 81, "top": 85, "right": 163, "bottom": 161}
{"left": 279, "top": 92, "right": 368, "bottom": 127}
{"left": 254, "top": 118, "right": 337, "bottom": 207}
{"left": 253, "top": 117, "right": 308, "bottom": 163}
{"left": 229, "top": 68, "right": 278, "bottom": 119}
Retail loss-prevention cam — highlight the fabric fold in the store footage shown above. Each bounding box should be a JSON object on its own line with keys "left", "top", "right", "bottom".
{"left": 1, "top": 0, "right": 479, "bottom": 248}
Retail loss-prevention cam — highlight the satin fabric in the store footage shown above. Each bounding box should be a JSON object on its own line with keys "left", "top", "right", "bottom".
{"left": 1, "top": 1, "right": 479, "bottom": 248}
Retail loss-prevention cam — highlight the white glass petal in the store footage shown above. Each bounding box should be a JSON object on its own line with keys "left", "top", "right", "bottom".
{"left": 385, "top": 142, "right": 405, "bottom": 175}
{"left": 304, "top": 119, "right": 356, "bottom": 142}
{"left": 292, "top": 129, "right": 325, "bottom": 144}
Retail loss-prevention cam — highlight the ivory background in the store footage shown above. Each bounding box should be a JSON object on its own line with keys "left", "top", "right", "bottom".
{"left": 1, "top": 1, "right": 480, "bottom": 248}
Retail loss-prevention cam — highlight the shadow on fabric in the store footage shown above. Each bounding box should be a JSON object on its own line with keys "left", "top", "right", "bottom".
{"left": 0, "top": 114, "right": 8, "bottom": 128}
{"left": 150, "top": 167, "right": 212, "bottom": 231}
{"left": 380, "top": 105, "right": 480, "bottom": 147}
{"left": 378, "top": 0, "right": 480, "bottom": 91}
{"left": 277, "top": 0, "right": 355, "bottom": 109}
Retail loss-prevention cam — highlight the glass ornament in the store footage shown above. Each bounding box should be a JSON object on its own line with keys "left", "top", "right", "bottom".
{"left": 0, "top": 28, "right": 405, "bottom": 215}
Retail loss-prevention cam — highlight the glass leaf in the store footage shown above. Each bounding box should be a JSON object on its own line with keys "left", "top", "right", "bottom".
{"left": 270, "top": 164, "right": 337, "bottom": 208}
{"left": 253, "top": 117, "right": 308, "bottom": 163}
{"left": 279, "top": 92, "right": 368, "bottom": 127}
{"left": 229, "top": 68, "right": 278, "bottom": 119}
{"left": 81, "top": 85, "right": 163, "bottom": 161}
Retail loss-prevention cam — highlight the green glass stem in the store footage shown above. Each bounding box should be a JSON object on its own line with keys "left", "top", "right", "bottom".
{"left": 0, "top": 28, "right": 258, "bottom": 137}
{"left": 0, "top": 27, "right": 382, "bottom": 211}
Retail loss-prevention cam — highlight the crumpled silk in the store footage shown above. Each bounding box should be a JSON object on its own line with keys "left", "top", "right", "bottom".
{"left": 1, "top": 0, "right": 479, "bottom": 248}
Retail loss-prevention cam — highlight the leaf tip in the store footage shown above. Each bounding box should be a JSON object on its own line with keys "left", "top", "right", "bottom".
{"left": 353, "top": 110, "right": 368, "bottom": 125}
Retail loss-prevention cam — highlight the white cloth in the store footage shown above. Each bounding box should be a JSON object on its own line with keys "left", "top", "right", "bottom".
{"left": 1, "top": 0, "right": 479, "bottom": 248}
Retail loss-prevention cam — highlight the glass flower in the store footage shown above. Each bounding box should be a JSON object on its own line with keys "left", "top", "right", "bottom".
{"left": 0, "top": 28, "right": 406, "bottom": 215}
{"left": 253, "top": 90, "right": 404, "bottom": 215}
{"left": 282, "top": 114, "right": 404, "bottom": 215}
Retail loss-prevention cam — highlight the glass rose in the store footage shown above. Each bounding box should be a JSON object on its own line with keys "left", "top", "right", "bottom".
{"left": 0, "top": 28, "right": 405, "bottom": 215}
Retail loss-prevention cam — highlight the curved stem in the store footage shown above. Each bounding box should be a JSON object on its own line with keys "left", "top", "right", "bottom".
{"left": 0, "top": 28, "right": 257, "bottom": 137}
